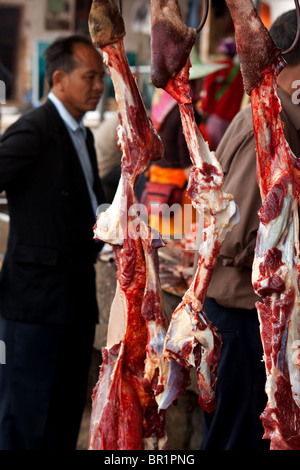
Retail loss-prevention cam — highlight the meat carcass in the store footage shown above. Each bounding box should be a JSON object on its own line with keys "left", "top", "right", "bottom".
{"left": 88, "top": 0, "right": 188, "bottom": 450}
{"left": 225, "top": 0, "right": 300, "bottom": 450}
{"left": 150, "top": 0, "right": 240, "bottom": 413}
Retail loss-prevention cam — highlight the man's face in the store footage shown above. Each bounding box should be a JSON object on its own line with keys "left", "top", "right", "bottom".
{"left": 60, "top": 43, "right": 105, "bottom": 120}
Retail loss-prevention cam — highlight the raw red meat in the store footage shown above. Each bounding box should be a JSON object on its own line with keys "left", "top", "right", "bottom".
{"left": 225, "top": 0, "right": 300, "bottom": 450}
{"left": 163, "top": 63, "right": 239, "bottom": 413}
{"left": 150, "top": 0, "right": 196, "bottom": 89}
{"left": 88, "top": 0, "right": 188, "bottom": 450}
{"left": 150, "top": 0, "right": 239, "bottom": 413}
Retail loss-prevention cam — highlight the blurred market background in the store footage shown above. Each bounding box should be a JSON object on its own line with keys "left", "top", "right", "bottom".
{"left": 0, "top": 0, "right": 295, "bottom": 450}
{"left": 0, "top": 0, "right": 294, "bottom": 131}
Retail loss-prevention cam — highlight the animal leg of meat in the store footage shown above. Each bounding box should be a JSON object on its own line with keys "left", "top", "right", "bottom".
{"left": 225, "top": 0, "right": 300, "bottom": 450}
{"left": 88, "top": 2, "right": 188, "bottom": 447}
{"left": 251, "top": 71, "right": 300, "bottom": 450}
{"left": 163, "top": 70, "right": 239, "bottom": 412}
{"left": 150, "top": 0, "right": 239, "bottom": 412}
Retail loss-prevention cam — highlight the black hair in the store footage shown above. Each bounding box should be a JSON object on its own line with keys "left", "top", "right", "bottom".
{"left": 44, "top": 34, "right": 94, "bottom": 88}
{"left": 269, "top": 9, "right": 300, "bottom": 66}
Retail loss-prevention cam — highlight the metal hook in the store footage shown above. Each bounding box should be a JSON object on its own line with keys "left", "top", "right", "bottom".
{"left": 282, "top": 0, "right": 300, "bottom": 54}
{"left": 196, "top": 0, "right": 209, "bottom": 33}
{"left": 118, "top": 0, "right": 122, "bottom": 15}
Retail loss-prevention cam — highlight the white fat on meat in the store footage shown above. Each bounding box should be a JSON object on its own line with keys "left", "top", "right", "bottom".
{"left": 94, "top": 176, "right": 124, "bottom": 245}
{"left": 106, "top": 281, "right": 127, "bottom": 349}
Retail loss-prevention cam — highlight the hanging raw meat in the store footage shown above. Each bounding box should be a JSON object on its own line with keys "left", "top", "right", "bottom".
{"left": 150, "top": 0, "right": 240, "bottom": 413}
{"left": 150, "top": 0, "right": 196, "bottom": 90}
{"left": 87, "top": 0, "right": 189, "bottom": 450}
{"left": 225, "top": 0, "right": 300, "bottom": 450}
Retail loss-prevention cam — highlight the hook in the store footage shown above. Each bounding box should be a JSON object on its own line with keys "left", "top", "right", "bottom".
{"left": 282, "top": 0, "right": 300, "bottom": 54}
{"left": 118, "top": 0, "right": 122, "bottom": 15}
{"left": 196, "top": 0, "right": 209, "bottom": 33}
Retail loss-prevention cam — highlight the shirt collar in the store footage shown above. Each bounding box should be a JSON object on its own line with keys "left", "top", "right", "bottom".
{"left": 48, "top": 91, "right": 86, "bottom": 137}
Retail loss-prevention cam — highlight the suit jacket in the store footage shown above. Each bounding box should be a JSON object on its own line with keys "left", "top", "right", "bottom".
{"left": 0, "top": 99, "right": 106, "bottom": 325}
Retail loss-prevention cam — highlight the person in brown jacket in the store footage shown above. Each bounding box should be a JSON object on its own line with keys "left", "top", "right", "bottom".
{"left": 200, "top": 9, "right": 300, "bottom": 450}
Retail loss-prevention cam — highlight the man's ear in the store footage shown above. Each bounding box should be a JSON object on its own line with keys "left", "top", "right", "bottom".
{"left": 52, "top": 70, "right": 67, "bottom": 91}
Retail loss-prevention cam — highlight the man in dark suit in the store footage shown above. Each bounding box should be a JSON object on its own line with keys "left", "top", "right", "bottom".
{"left": 0, "top": 34, "right": 106, "bottom": 449}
